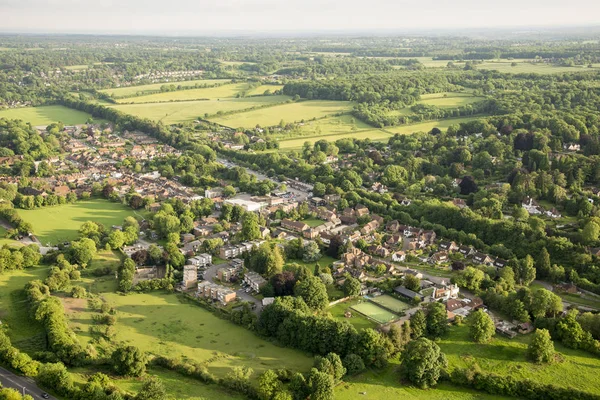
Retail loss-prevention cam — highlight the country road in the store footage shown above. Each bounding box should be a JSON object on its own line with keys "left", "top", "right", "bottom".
{"left": 0, "top": 366, "right": 56, "bottom": 399}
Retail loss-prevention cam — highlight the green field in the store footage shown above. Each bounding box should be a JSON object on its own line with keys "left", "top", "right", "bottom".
{"left": 278, "top": 128, "right": 392, "bottom": 150}
{"left": 477, "top": 61, "right": 597, "bottom": 74}
{"left": 69, "top": 292, "right": 312, "bottom": 380}
{"left": 99, "top": 79, "right": 232, "bottom": 98}
{"left": 0, "top": 226, "right": 22, "bottom": 248}
{"left": 110, "top": 96, "right": 290, "bottom": 124}
{"left": 385, "top": 117, "right": 483, "bottom": 135}
{"left": 351, "top": 301, "right": 398, "bottom": 324}
{"left": 210, "top": 100, "right": 353, "bottom": 128}
{"left": 116, "top": 83, "right": 249, "bottom": 103}
{"left": 0, "top": 105, "right": 96, "bottom": 126}
{"left": 246, "top": 85, "right": 284, "bottom": 96}
{"left": 419, "top": 92, "right": 484, "bottom": 108}
{"left": 302, "top": 217, "right": 325, "bottom": 227}
{"left": 328, "top": 299, "right": 378, "bottom": 331}
{"left": 439, "top": 325, "right": 600, "bottom": 393}
{"left": 18, "top": 199, "right": 139, "bottom": 245}
{"left": 369, "top": 295, "right": 411, "bottom": 313}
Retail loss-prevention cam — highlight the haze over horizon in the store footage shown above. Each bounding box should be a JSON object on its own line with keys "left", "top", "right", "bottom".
{"left": 2, "top": 0, "right": 600, "bottom": 35}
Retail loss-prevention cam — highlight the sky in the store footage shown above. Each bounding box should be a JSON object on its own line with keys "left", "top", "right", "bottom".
{"left": 1, "top": 0, "right": 600, "bottom": 35}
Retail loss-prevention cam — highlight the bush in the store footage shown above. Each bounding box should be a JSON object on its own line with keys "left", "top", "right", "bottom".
{"left": 342, "top": 354, "right": 365, "bottom": 375}
{"left": 71, "top": 286, "right": 87, "bottom": 298}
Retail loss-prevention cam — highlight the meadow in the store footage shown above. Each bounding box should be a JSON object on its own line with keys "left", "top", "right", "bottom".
{"left": 0, "top": 105, "right": 96, "bottom": 126}
{"left": 68, "top": 292, "right": 313, "bottom": 380}
{"left": 17, "top": 199, "right": 139, "bottom": 245}
{"left": 99, "top": 79, "right": 232, "bottom": 98}
{"left": 115, "top": 83, "right": 249, "bottom": 103}
{"left": 385, "top": 117, "right": 482, "bottom": 135}
{"left": 477, "top": 61, "right": 597, "bottom": 74}
{"left": 245, "top": 84, "right": 284, "bottom": 96}
{"left": 110, "top": 96, "right": 290, "bottom": 124}
{"left": 209, "top": 100, "right": 353, "bottom": 128}
{"left": 327, "top": 299, "right": 378, "bottom": 331}
{"left": 439, "top": 324, "right": 600, "bottom": 393}
{"left": 278, "top": 129, "right": 392, "bottom": 150}
{"left": 418, "top": 92, "right": 484, "bottom": 108}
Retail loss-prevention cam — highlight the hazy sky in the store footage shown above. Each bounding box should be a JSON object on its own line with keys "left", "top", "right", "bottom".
{"left": 1, "top": 0, "right": 599, "bottom": 34}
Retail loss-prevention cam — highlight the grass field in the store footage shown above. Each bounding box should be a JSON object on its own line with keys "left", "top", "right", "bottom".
{"left": 18, "top": 199, "right": 139, "bottom": 245}
{"left": 385, "top": 117, "right": 483, "bottom": 135}
{"left": 278, "top": 129, "right": 392, "bottom": 150}
{"left": 69, "top": 292, "right": 312, "bottom": 379}
{"left": 328, "top": 299, "right": 378, "bottom": 331}
{"left": 477, "top": 61, "right": 597, "bottom": 74}
{"left": 0, "top": 266, "right": 49, "bottom": 350}
{"left": 0, "top": 105, "right": 96, "bottom": 126}
{"left": 0, "top": 226, "right": 22, "bottom": 248}
{"left": 302, "top": 217, "right": 325, "bottom": 227}
{"left": 246, "top": 85, "right": 284, "bottom": 96}
{"left": 110, "top": 96, "right": 290, "bottom": 124}
{"left": 439, "top": 325, "right": 600, "bottom": 393}
{"left": 116, "top": 83, "right": 249, "bottom": 103}
{"left": 369, "top": 295, "right": 411, "bottom": 313}
{"left": 419, "top": 93, "right": 484, "bottom": 108}
{"left": 99, "top": 79, "right": 232, "bottom": 98}
{"left": 210, "top": 100, "right": 353, "bottom": 128}
{"left": 351, "top": 301, "right": 398, "bottom": 324}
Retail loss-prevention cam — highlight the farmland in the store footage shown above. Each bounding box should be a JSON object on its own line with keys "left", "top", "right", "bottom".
{"left": 385, "top": 117, "right": 483, "bottom": 135}
{"left": 0, "top": 105, "right": 96, "bottom": 126}
{"left": 115, "top": 82, "right": 250, "bottom": 103}
{"left": 67, "top": 292, "right": 313, "bottom": 380}
{"left": 246, "top": 84, "right": 284, "bottom": 96}
{"left": 209, "top": 100, "right": 353, "bottom": 128}
{"left": 110, "top": 96, "right": 291, "bottom": 124}
{"left": 278, "top": 129, "right": 392, "bottom": 150}
{"left": 418, "top": 92, "right": 484, "bottom": 108}
{"left": 99, "top": 79, "right": 232, "bottom": 98}
{"left": 17, "top": 199, "right": 140, "bottom": 245}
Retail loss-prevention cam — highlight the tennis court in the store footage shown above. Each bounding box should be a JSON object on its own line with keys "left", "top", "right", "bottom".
{"left": 351, "top": 301, "right": 398, "bottom": 324}
{"left": 369, "top": 295, "right": 411, "bottom": 313}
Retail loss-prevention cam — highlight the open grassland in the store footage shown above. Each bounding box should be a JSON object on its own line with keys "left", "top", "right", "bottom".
{"left": 69, "top": 292, "right": 313, "bottom": 379}
{"left": 99, "top": 79, "right": 232, "bottom": 98}
{"left": 335, "top": 362, "right": 512, "bottom": 400}
{"left": 439, "top": 325, "right": 600, "bottom": 393}
{"left": 110, "top": 95, "right": 290, "bottom": 124}
{"left": 0, "top": 266, "right": 49, "bottom": 351}
{"left": 477, "top": 61, "right": 597, "bottom": 74}
{"left": 418, "top": 92, "right": 484, "bottom": 108}
{"left": 0, "top": 226, "right": 22, "bottom": 248}
{"left": 278, "top": 129, "right": 392, "bottom": 150}
{"left": 116, "top": 83, "right": 249, "bottom": 103}
{"left": 81, "top": 250, "right": 122, "bottom": 293}
{"left": 369, "top": 295, "right": 411, "bottom": 313}
{"left": 328, "top": 299, "right": 378, "bottom": 331}
{"left": 292, "top": 114, "right": 373, "bottom": 136}
{"left": 351, "top": 301, "right": 397, "bottom": 324}
{"left": 385, "top": 117, "right": 483, "bottom": 135}
{"left": 18, "top": 199, "right": 139, "bottom": 245}
{"left": 210, "top": 100, "right": 353, "bottom": 128}
{"left": 0, "top": 105, "right": 96, "bottom": 126}
{"left": 245, "top": 84, "right": 284, "bottom": 96}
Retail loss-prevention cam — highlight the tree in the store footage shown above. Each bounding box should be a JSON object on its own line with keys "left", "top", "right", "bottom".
{"left": 307, "top": 368, "right": 334, "bottom": 400}
{"left": 71, "top": 238, "right": 97, "bottom": 266}
{"left": 426, "top": 302, "right": 448, "bottom": 338}
{"left": 531, "top": 288, "right": 563, "bottom": 319}
{"left": 36, "top": 362, "right": 73, "bottom": 397}
{"left": 468, "top": 309, "right": 495, "bottom": 343}
{"left": 241, "top": 212, "right": 261, "bottom": 241}
{"left": 342, "top": 276, "right": 362, "bottom": 297}
{"left": 536, "top": 248, "right": 551, "bottom": 279}
{"left": 410, "top": 309, "right": 426, "bottom": 339}
{"left": 342, "top": 354, "right": 365, "bottom": 376}
{"left": 514, "top": 255, "right": 536, "bottom": 286}
{"left": 314, "top": 353, "right": 346, "bottom": 383}
{"left": 404, "top": 274, "right": 421, "bottom": 292}
{"left": 399, "top": 338, "right": 447, "bottom": 389}
{"left": 135, "top": 376, "right": 167, "bottom": 400}
{"left": 459, "top": 176, "right": 478, "bottom": 195}
{"left": 302, "top": 241, "right": 322, "bottom": 263}
{"left": 108, "top": 230, "right": 125, "bottom": 249}
{"left": 295, "top": 275, "right": 328, "bottom": 310}
{"left": 111, "top": 345, "right": 148, "bottom": 377}
{"left": 527, "top": 328, "right": 555, "bottom": 364}
{"left": 258, "top": 369, "right": 281, "bottom": 400}
{"left": 582, "top": 220, "right": 600, "bottom": 244}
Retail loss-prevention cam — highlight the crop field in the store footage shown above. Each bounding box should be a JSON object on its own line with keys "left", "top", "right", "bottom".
{"left": 439, "top": 325, "right": 600, "bottom": 393}
{"left": 110, "top": 96, "right": 290, "bottom": 124}
{"left": 99, "top": 79, "right": 232, "bottom": 98}
{"left": 328, "top": 299, "right": 378, "bottom": 331}
{"left": 68, "top": 292, "right": 313, "bottom": 379}
{"left": 351, "top": 301, "right": 398, "bottom": 324}
{"left": 17, "top": 199, "right": 139, "bottom": 245}
{"left": 209, "top": 100, "right": 353, "bottom": 128}
{"left": 369, "top": 295, "right": 411, "bottom": 313}
{"left": 278, "top": 129, "right": 392, "bottom": 150}
{"left": 385, "top": 117, "right": 483, "bottom": 135}
{"left": 115, "top": 83, "right": 249, "bottom": 103}
{"left": 0, "top": 105, "right": 96, "bottom": 126}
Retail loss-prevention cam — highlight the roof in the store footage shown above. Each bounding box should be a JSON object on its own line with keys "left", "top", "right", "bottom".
{"left": 394, "top": 286, "right": 422, "bottom": 299}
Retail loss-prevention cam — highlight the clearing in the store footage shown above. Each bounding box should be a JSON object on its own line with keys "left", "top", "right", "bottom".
{"left": 99, "top": 79, "right": 232, "bottom": 98}
{"left": 278, "top": 129, "right": 392, "bottom": 150}
{"left": 385, "top": 117, "right": 483, "bottom": 135}
{"left": 351, "top": 301, "right": 398, "bottom": 324}
{"left": 368, "top": 295, "right": 411, "bottom": 313}
{"left": 245, "top": 85, "right": 284, "bottom": 96}
{"left": 115, "top": 83, "right": 250, "bottom": 103}
{"left": 17, "top": 199, "right": 140, "bottom": 245}
{"left": 209, "top": 100, "right": 353, "bottom": 128}
{"left": 418, "top": 92, "right": 484, "bottom": 108}
{"left": 0, "top": 105, "right": 96, "bottom": 126}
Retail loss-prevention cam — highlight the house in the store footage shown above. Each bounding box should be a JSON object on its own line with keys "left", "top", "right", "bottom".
{"left": 555, "top": 282, "right": 578, "bottom": 294}
{"left": 204, "top": 187, "right": 224, "bottom": 199}
{"left": 522, "top": 197, "right": 542, "bottom": 215}
{"left": 446, "top": 298, "right": 464, "bottom": 312}
{"left": 310, "top": 197, "right": 326, "bottom": 207}
{"left": 324, "top": 194, "right": 341, "bottom": 204}
{"left": 404, "top": 269, "right": 423, "bottom": 279}
{"left": 197, "top": 281, "right": 237, "bottom": 305}
{"left": 368, "top": 245, "right": 390, "bottom": 258}
{"left": 259, "top": 227, "right": 270, "bottom": 239}
{"left": 493, "top": 258, "right": 508, "bottom": 269}
{"left": 429, "top": 251, "right": 449, "bottom": 264}
{"left": 341, "top": 247, "right": 372, "bottom": 268}
{"left": 546, "top": 208, "right": 561, "bottom": 219}
{"left": 452, "top": 198, "right": 467, "bottom": 209}
{"left": 217, "top": 266, "right": 239, "bottom": 282}
{"left": 394, "top": 286, "right": 424, "bottom": 302}
{"left": 386, "top": 234, "right": 402, "bottom": 246}
{"left": 244, "top": 271, "right": 267, "bottom": 292}
{"left": 355, "top": 205, "right": 369, "bottom": 217}
{"left": 181, "top": 233, "right": 195, "bottom": 243}
{"left": 439, "top": 241, "right": 459, "bottom": 252}
{"left": 371, "top": 182, "right": 388, "bottom": 194}
{"left": 433, "top": 283, "right": 459, "bottom": 301}
{"left": 386, "top": 220, "right": 401, "bottom": 233}
{"left": 182, "top": 265, "right": 198, "bottom": 289}
{"left": 360, "top": 220, "right": 379, "bottom": 235}
{"left": 472, "top": 252, "right": 494, "bottom": 266}
{"left": 458, "top": 246, "right": 475, "bottom": 257}
{"left": 517, "top": 322, "right": 534, "bottom": 334}
{"left": 188, "top": 253, "right": 212, "bottom": 268}
{"left": 281, "top": 219, "right": 309, "bottom": 233}
{"left": 392, "top": 251, "right": 406, "bottom": 262}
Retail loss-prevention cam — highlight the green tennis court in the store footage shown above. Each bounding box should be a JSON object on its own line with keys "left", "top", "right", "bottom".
{"left": 370, "top": 295, "right": 411, "bottom": 313}
{"left": 351, "top": 301, "right": 398, "bottom": 324}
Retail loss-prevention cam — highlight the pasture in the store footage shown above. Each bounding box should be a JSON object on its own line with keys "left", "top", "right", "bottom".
{"left": 110, "top": 96, "right": 290, "bottom": 124}
{"left": 477, "top": 61, "right": 597, "bottom": 74}
{"left": 115, "top": 83, "right": 249, "bottom": 103}
{"left": 245, "top": 84, "right": 284, "bottom": 96}
{"left": 99, "top": 79, "right": 232, "bottom": 98}
{"left": 351, "top": 301, "right": 398, "bottom": 324}
{"left": 0, "top": 105, "right": 96, "bottom": 126}
{"left": 369, "top": 295, "right": 410, "bottom": 313}
{"left": 327, "top": 299, "right": 378, "bottom": 331}
{"left": 68, "top": 292, "right": 313, "bottom": 379}
{"left": 385, "top": 117, "right": 483, "bottom": 135}
{"left": 439, "top": 325, "right": 600, "bottom": 393}
{"left": 209, "top": 100, "right": 353, "bottom": 128}
{"left": 418, "top": 92, "right": 484, "bottom": 108}
{"left": 278, "top": 129, "right": 392, "bottom": 150}
{"left": 17, "top": 199, "right": 139, "bottom": 245}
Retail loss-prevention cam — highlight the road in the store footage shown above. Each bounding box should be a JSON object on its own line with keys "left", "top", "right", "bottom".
{"left": 202, "top": 262, "right": 263, "bottom": 313}
{"left": 0, "top": 366, "right": 55, "bottom": 399}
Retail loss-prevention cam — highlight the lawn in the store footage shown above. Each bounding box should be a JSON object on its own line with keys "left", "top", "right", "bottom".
{"left": 209, "top": 100, "right": 353, "bottom": 128}
{"left": 0, "top": 105, "right": 96, "bottom": 126}
{"left": 438, "top": 324, "right": 600, "bottom": 393}
{"left": 328, "top": 299, "right": 378, "bottom": 331}
{"left": 116, "top": 83, "right": 250, "bottom": 103}
{"left": 68, "top": 292, "right": 313, "bottom": 380}
{"left": 303, "top": 217, "right": 325, "bottom": 227}
{"left": 278, "top": 129, "right": 392, "bottom": 150}
{"left": 99, "top": 79, "right": 232, "bottom": 98}
{"left": 385, "top": 117, "right": 483, "bottom": 135}
{"left": 18, "top": 199, "right": 139, "bottom": 245}
{"left": 351, "top": 301, "right": 398, "bottom": 324}
{"left": 369, "top": 295, "right": 411, "bottom": 313}
{"left": 110, "top": 96, "right": 290, "bottom": 124}
{"left": 0, "top": 265, "right": 49, "bottom": 351}
{"left": 285, "top": 255, "right": 337, "bottom": 270}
